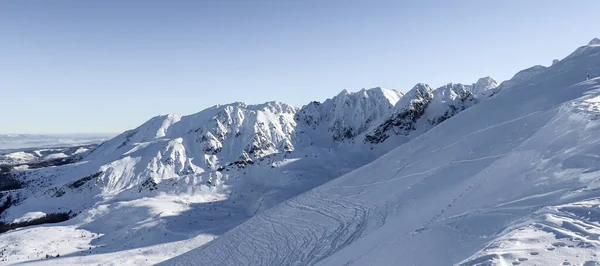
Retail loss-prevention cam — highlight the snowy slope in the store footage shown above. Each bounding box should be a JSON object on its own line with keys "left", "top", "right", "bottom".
{"left": 0, "top": 88, "right": 407, "bottom": 224}
{"left": 161, "top": 39, "right": 600, "bottom": 265}
{"left": 0, "top": 88, "right": 413, "bottom": 265}
{"left": 82, "top": 101, "right": 299, "bottom": 194}
{"left": 0, "top": 75, "right": 517, "bottom": 264}
{"left": 5, "top": 37, "right": 591, "bottom": 265}
{"left": 0, "top": 146, "right": 93, "bottom": 165}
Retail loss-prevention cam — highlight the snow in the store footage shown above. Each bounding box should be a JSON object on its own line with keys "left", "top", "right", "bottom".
{"left": 160, "top": 38, "right": 600, "bottom": 265}
{"left": 459, "top": 199, "right": 600, "bottom": 266}
{"left": 11, "top": 212, "right": 47, "bottom": 224}
{"left": 42, "top": 153, "right": 68, "bottom": 160}
{"left": 496, "top": 65, "right": 547, "bottom": 91}
{"left": 363, "top": 82, "right": 478, "bottom": 146}
{"left": 0, "top": 146, "right": 93, "bottom": 165}
{"left": 2, "top": 38, "right": 600, "bottom": 266}
{"left": 296, "top": 87, "right": 402, "bottom": 141}
{"left": 0, "top": 225, "right": 96, "bottom": 262}
{"left": 0, "top": 191, "right": 244, "bottom": 265}
{"left": 1, "top": 152, "right": 36, "bottom": 164}
{"left": 0, "top": 88, "right": 406, "bottom": 265}
{"left": 470, "top": 76, "right": 499, "bottom": 96}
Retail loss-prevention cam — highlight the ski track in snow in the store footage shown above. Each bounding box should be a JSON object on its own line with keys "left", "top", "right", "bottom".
{"left": 430, "top": 110, "right": 543, "bottom": 153}
{"left": 160, "top": 192, "right": 384, "bottom": 266}
{"left": 333, "top": 167, "right": 441, "bottom": 189}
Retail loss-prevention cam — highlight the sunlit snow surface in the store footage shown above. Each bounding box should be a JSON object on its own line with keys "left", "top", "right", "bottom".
{"left": 3, "top": 41, "right": 600, "bottom": 266}
{"left": 162, "top": 43, "right": 600, "bottom": 265}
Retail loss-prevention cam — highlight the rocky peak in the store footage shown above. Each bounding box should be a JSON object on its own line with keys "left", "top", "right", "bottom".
{"left": 364, "top": 84, "right": 434, "bottom": 144}
{"left": 296, "top": 87, "right": 403, "bottom": 141}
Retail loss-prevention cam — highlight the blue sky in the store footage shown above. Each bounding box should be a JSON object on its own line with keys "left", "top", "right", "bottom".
{"left": 1, "top": 0, "right": 598, "bottom": 134}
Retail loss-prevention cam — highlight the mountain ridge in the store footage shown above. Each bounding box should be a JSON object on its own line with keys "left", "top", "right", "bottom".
{"left": 160, "top": 37, "right": 600, "bottom": 266}
{"left": 3, "top": 38, "right": 598, "bottom": 266}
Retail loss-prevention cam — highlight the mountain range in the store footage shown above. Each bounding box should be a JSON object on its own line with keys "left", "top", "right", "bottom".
{"left": 1, "top": 39, "right": 600, "bottom": 265}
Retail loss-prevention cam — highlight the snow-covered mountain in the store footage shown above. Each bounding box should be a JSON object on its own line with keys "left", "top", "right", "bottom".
{"left": 0, "top": 83, "right": 480, "bottom": 225}
{"left": 80, "top": 101, "right": 300, "bottom": 194}
{"left": 296, "top": 87, "right": 403, "bottom": 142}
{"left": 0, "top": 145, "right": 94, "bottom": 166}
{"left": 364, "top": 82, "right": 478, "bottom": 146}
{"left": 3, "top": 39, "right": 599, "bottom": 266}
{"left": 0, "top": 81, "right": 487, "bottom": 264}
{"left": 470, "top": 76, "right": 499, "bottom": 96}
{"left": 159, "top": 39, "right": 600, "bottom": 266}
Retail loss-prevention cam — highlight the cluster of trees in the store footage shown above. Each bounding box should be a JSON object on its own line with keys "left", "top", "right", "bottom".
{"left": 0, "top": 212, "right": 70, "bottom": 234}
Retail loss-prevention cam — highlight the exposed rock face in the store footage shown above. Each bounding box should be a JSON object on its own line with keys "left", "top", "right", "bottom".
{"left": 365, "top": 84, "right": 433, "bottom": 144}
{"left": 365, "top": 82, "right": 476, "bottom": 144}
{"left": 295, "top": 87, "right": 403, "bottom": 141}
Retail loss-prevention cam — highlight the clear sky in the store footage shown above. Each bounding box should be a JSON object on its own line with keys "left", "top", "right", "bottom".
{"left": 1, "top": 0, "right": 598, "bottom": 134}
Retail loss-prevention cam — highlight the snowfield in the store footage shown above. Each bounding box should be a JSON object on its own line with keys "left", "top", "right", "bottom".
{"left": 0, "top": 146, "right": 95, "bottom": 165}
{"left": 161, "top": 40, "right": 600, "bottom": 265}
{"left": 1, "top": 39, "right": 600, "bottom": 266}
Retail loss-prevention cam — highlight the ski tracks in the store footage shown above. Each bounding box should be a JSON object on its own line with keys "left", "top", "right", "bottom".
{"left": 163, "top": 192, "right": 385, "bottom": 266}
{"left": 430, "top": 110, "right": 543, "bottom": 153}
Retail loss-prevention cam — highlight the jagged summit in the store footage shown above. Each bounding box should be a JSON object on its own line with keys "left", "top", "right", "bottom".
{"left": 297, "top": 87, "right": 403, "bottom": 141}
{"left": 81, "top": 100, "right": 300, "bottom": 193}
{"left": 334, "top": 87, "right": 400, "bottom": 101}
{"left": 364, "top": 82, "right": 477, "bottom": 145}
{"left": 211, "top": 101, "right": 297, "bottom": 112}
{"left": 390, "top": 83, "right": 434, "bottom": 114}
{"left": 406, "top": 83, "right": 431, "bottom": 96}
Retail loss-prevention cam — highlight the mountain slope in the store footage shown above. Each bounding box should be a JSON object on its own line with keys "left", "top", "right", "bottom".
{"left": 0, "top": 87, "right": 411, "bottom": 265}
{"left": 5, "top": 37, "right": 592, "bottom": 266}
{"left": 161, "top": 40, "right": 600, "bottom": 265}
{"left": 0, "top": 89, "right": 404, "bottom": 221}
{"left": 85, "top": 101, "right": 299, "bottom": 194}
{"left": 364, "top": 82, "right": 478, "bottom": 146}
{"left": 0, "top": 69, "right": 538, "bottom": 265}
{"left": 0, "top": 77, "right": 493, "bottom": 265}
